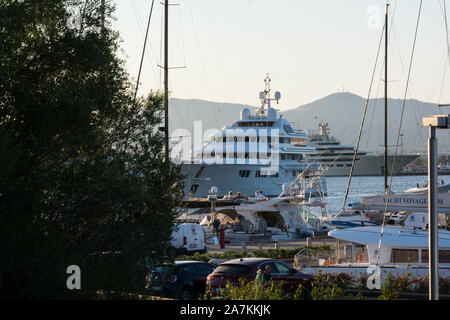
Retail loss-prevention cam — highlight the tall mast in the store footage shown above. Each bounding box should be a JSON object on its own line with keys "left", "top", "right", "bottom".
{"left": 100, "top": 0, "right": 105, "bottom": 29}
{"left": 164, "top": 0, "right": 169, "bottom": 160}
{"left": 384, "top": 3, "right": 389, "bottom": 192}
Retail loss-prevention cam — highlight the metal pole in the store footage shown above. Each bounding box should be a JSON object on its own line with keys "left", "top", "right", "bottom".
{"left": 428, "top": 126, "right": 439, "bottom": 300}
{"left": 134, "top": 0, "right": 155, "bottom": 101}
{"left": 100, "top": 0, "right": 105, "bottom": 28}
{"left": 164, "top": 0, "right": 169, "bottom": 160}
{"left": 384, "top": 3, "right": 389, "bottom": 192}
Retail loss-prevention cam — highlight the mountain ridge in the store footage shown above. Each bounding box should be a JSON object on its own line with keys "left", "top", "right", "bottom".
{"left": 169, "top": 92, "right": 450, "bottom": 153}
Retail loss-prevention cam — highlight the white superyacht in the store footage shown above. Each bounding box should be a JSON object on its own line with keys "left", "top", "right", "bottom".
{"left": 180, "top": 76, "right": 327, "bottom": 198}
{"left": 305, "top": 122, "right": 419, "bottom": 177}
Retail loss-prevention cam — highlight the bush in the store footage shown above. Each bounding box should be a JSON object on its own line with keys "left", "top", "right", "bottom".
{"left": 310, "top": 271, "right": 353, "bottom": 300}
{"left": 378, "top": 272, "right": 405, "bottom": 300}
{"left": 207, "top": 278, "right": 286, "bottom": 300}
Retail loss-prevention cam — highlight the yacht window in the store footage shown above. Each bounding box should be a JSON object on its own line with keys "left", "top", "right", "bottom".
{"left": 391, "top": 249, "right": 419, "bottom": 263}
{"left": 245, "top": 137, "right": 250, "bottom": 142}
{"left": 422, "top": 250, "right": 450, "bottom": 263}
{"left": 439, "top": 250, "right": 450, "bottom": 263}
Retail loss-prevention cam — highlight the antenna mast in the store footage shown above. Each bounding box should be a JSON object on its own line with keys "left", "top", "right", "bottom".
{"left": 164, "top": 0, "right": 169, "bottom": 160}
{"left": 384, "top": 3, "right": 389, "bottom": 192}
{"left": 258, "top": 74, "right": 280, "bottom": 118}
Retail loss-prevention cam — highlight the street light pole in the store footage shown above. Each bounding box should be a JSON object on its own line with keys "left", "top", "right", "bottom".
{"left": 427, "top": 125, "right": 439, "bottom": 300}
{"left": 422, "top": 111, "right": 450, "bottom": 300}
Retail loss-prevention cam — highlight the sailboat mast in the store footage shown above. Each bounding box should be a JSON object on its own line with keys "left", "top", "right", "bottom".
{"left": 100, "top": 0, "right": 105, "bottom": 27}
{"left": 384, "top": 3, "right": 389, "bottom": 191}
{"left": 164, "top": 0, "right": 169, "bottom": 160}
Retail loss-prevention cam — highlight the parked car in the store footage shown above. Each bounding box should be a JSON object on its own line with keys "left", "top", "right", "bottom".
{"left": 206, "top": 258, "right": 313, "bottom": 298}
{"left": 146, "top": 260, "right": 216, "bottom": 299}
{"left": 171, "top": 223, "right": 207, "bottom": 254}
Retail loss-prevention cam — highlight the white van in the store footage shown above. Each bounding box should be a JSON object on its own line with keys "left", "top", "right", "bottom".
{"left": 171, "top": 223, "right": 207, "bottom": 254}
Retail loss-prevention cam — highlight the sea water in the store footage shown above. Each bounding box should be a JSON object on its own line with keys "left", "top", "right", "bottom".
{"left": 325, "top": 174, "right": 450, "bottom": 215}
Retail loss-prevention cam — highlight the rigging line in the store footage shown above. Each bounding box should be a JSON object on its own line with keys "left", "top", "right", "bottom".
{"left": 169, "top": 98, "right": 184, "bottom": 132}
{"left": 340, "top": 21, "right": 386, "bottom": 212}
{"left": 442, "top": 0, "right": 450, "bottom": 108}
{"left": 287, "top": 141, "right": 362, "bottom": 200}
{"left": 441, "top": 0, "right": 450, "bottom": 69}
{"left": 436, "top": 0, "right": 450, "bottom": 141}
{"left": 186, "top": 0, "right": 220, "bottom": 129}
{"left": 134, "top": 0, "right": 155, "bottom": 101}
{"left": 159, "top": 2, "right": 164, "bottom": 90}
{"left": 364, "top": 69, "right": 383, "bottom": 151}
{"left": 365, "top": 1, "right": 398, "bottom": 150}
{"left": 177, "top": 1, "right": 191, "bottom": 128}
{"left": 130, "top": 0, "right": 159, "bottom": 90}
{"left": 376, "top": 0, "right": 423, "bottom": 265}
{"left": 439, "top": 56, "right": 448, "bottom": 105}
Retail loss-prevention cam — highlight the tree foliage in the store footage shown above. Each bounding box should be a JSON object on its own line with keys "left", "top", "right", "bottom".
{"left": 0, "top": 0, "right": 182, "bottom": 299}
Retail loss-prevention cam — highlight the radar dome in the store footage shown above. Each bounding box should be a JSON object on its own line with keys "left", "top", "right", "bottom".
{"left": 267, "top": 107, "right": 277, "bottom": 119}
{"left": 240, "top": 107, "right": 250, "bottom": 120}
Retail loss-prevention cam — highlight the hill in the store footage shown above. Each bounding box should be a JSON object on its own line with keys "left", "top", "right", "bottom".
{"left": 169, "top": 93, "right": 450, "bottom": 154}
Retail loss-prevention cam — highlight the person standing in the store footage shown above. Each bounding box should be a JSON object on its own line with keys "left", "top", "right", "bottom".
{"left": 255, "top": 265, "right": 271, "bottom": 284}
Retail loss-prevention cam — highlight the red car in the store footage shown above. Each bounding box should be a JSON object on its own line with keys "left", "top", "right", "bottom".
{"left": 206, "top": 258, "right": 313, "bottom": 298}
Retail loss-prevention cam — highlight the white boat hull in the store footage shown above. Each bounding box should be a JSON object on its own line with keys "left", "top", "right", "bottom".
{"left": 321, "top": 154, "right": 419, "bottom": 177}
{"left": 182, "top": 163, "right": 327, "bottom": 198}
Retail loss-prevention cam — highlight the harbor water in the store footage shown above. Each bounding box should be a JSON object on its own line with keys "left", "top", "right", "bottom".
{"left": 325, "top": 174, "right": 450, "bottom": 215}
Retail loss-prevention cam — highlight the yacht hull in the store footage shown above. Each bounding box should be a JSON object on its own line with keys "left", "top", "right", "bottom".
{"left": 181, "top": 163, "right": 327, "bottom": 198}
{"left": 321, "top": 154, "right": 419, "bottom": 177}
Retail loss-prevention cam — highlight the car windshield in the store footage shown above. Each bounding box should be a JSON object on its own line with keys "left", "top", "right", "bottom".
{"left": 213, "top": 264, "right": 251, "bottom": 275}
{"left": 152, "top": 265, "right": 172, "bottom": 274}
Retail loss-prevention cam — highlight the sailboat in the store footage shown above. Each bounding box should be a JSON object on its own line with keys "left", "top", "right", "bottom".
{"left": 299, "top": 4, "right": 450, "bottom": 285}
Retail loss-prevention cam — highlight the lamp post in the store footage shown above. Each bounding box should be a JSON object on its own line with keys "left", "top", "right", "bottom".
{"left": 422, "top": 112, "right": 450, "bottom": 300}
{"left": 208, "top": 186, "right": 218, "bottom": 236}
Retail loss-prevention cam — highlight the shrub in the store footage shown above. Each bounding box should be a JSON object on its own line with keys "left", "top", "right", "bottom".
{"left": 216, "top": 279, "right": 286, "bottom": 300}
{"left": 310, "top": 271, "right": 353, "bottom": 300}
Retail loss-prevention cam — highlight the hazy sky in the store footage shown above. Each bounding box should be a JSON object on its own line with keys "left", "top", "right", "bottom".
{"left": 111, "top": 0, "right": 450, "bottom": 111}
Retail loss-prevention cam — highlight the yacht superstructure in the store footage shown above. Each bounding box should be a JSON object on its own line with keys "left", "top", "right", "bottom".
{"left": 305, "top": 122, "right": 418, "bottom": 177}
{"left": 181, "top": 76, "right": 327, "bottom": 198}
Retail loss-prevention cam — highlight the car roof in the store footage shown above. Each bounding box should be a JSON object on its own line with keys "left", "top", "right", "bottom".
{"left": 174, "top": 260, "right": 208, "bottom": 265}
{"left": 220, "top": 258, "right": 274, "bottom": 266}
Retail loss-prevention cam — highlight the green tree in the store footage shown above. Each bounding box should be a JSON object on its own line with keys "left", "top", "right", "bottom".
{"left": 0, "top": 0, "right": 182, "bottom": 299}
